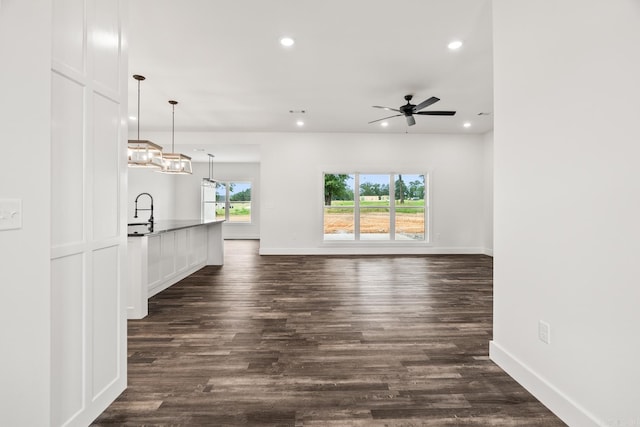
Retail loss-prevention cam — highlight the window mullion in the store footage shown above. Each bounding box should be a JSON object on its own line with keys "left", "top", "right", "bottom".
{"left": 225, "top": 182, "right": 230, "bottom": 221}
{"left": 425, "top": 173, "right": 430, "bottom": 242}
{"left": 354, "top": 173, "right": 360, "bottom": 240}
{"left": 389, "top": 174, "right": 396, "bottom": 240}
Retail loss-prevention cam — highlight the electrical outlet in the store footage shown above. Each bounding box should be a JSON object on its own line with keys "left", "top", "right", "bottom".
{"left": 538, "top": 320, "right": 551, "bottom": 344}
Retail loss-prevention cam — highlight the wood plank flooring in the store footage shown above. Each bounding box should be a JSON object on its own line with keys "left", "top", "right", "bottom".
{"left": 92, "top": 240, "right": 566, "bottom": 426}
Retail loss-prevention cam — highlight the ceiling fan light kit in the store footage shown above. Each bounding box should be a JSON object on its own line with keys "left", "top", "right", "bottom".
{"left": 369, "top": 94, "right": 456, "bottom": 127}
{"left": 160, "top": 100, "right": 192, "bottom": 175}
{"left": 128, "top": 75, "right": 165, "bottom": 168}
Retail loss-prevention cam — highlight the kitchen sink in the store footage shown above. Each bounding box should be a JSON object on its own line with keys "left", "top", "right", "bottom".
{"left": 128, "top": 222, "right": 153, "bottom": 236}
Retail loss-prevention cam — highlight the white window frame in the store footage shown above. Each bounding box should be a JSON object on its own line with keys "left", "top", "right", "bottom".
{"left": 216, "top": 180, "right": 253, "bottom": 224}
{"left": 322, "top": 172, "right": 430, "bottom": 243}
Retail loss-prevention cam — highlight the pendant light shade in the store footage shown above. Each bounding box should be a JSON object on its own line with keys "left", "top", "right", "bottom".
{"left": 128, "top": 75, "right": 164, "bottom": 168}
{"left": 160, "top": 100, "right": 192, "bottom": 175}
{"left": 128, "top": 140, "right": 164, "bottom": 168}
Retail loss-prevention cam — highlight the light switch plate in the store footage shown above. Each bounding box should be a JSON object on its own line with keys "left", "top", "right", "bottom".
{"left": 0, "top": 199, "right": 22, "bottom": 231}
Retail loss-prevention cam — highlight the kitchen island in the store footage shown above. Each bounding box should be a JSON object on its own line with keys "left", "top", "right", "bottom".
{"left": 127, "top": 219, "right": 225, "bottom": 319}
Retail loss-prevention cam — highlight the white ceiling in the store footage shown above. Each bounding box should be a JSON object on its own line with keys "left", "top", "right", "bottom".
{"left": 128, "top": 0, "right": 493, "bottom": 161}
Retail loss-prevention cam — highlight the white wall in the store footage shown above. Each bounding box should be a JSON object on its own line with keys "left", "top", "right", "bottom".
{"left": 134, "top": 131, "right": 487, "bottom": 254}
{"left": 258, "top": 132, "right": 486, "bottom": 255}
{"left": 483, "top": 131, "right": 493, "bottom": 255}
{"left": 492, "top": 1, "right": 640, "bottom": 426}
{"left": 0, "top": 1, "right": 52, "bottom": 424}
{"left": 128, "top": 168, "right": 176, "bottom": 222}
{"left": 173, "top": 162, "right": 261, "bottom": 239}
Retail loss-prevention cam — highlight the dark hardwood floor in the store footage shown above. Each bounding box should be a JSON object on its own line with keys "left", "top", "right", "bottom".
{"left": 93, "top": 240, "right": 565, "bottom": 426}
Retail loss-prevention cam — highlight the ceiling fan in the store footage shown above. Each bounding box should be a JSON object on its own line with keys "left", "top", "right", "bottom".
{"left": 369, "top": 94, "right": 456, "bottom": 126}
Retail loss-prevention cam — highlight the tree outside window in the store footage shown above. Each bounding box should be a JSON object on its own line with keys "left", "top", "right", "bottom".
{"left": 215, "top": 181, "right": 252, "bottom": 223}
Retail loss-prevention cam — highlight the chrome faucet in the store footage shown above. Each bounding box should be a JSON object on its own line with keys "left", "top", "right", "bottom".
{"left": 134, "top": 192, "right": 154, "bottom": 231}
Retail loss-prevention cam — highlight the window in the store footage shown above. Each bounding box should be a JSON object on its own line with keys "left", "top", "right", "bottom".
{"left": 323, "top": 174, "right": 355, "bottom": 240}
{"left": 323, "top": 173, "right": 427, "bottom": 241}
{"left": 201, "top": 179, "right": 217, "bottom": 221}
{"left": 214, "top": 181, "right": 252, "bottom": 223}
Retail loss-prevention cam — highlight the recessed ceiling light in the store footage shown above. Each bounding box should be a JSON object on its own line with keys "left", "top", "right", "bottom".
{"left": 463, "top": 122, "right": 471, "bottom": 128}
{"left": 296, "top": 120, "right": 304, "bottom": 126}
{"left": 381, "top": 122, "right": 389, "bottom": 127}
{"left": 448, "top": 40, "right": 463, "bottom": 50}
{"left": 129, "top": 116, "right": 137, "bottom": 121}
{"left": 280, "top": 37, "right": 295, "bottom": 47}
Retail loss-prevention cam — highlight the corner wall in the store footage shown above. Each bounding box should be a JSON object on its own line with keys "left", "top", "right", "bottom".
{"left": 492, "top": 1, "right": 640, "bottom": 425}
{"left": 483, "top": 131, "right": 493, "bottom": 255}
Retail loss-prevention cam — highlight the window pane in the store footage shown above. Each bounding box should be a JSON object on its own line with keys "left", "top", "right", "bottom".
{"left": 395, "top": 208, "right": 425, "bottom": 240}
{"left": 360, "top": 207, "right": 390, "bottom": 240}
{"left": 395, "top": 174, "right": 425, "bottom": 206}
{"left": 201, "top": 180, "right": 217, "bottom": 221}
{"left": 324, "top": 207, "right": 354, "bottom": 240}
{"left": 360, "top": 174, "right": 390, "bottom": 206}
{"left": 215, "top": 183, "right": 227, "bottom": 218}
{"left": 229, "top": 182, "right": 251, "bottom": 223}
{"left": 324, "top": 174, "right": 355, "bottom": 206}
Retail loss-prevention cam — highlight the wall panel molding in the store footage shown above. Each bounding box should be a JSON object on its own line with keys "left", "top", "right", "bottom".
{"left": 50, "top": 0, "right": 127, "bottom": 425}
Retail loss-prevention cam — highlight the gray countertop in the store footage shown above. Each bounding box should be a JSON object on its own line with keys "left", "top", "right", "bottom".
{"left": 128, "top": 219, "right": 224, "bottom": 237}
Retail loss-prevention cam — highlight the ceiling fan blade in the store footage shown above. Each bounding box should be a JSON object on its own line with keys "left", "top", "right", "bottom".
{"left": 412, "top": 96, "right": 440, "bottom": 112}
{"left": 415, "top": 111, "right": 456, "bottom": 116}
{"left": 406, "top": 115, "right": 416, "bottom": 126}
{"left": 372, "top": 105, "right": 400, "bottom": 112}
{"left": 368, "top": 114, "right": 401, "bottom": 124}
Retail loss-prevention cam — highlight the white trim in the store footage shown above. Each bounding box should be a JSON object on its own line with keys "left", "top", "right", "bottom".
{"left": 322, "top": 172, "right": 430, "bottom": 243}
{"left": 147, "top": 262, "right": 205, "bottom": 298}
{"left": 483, "top": 248, "right": 494, "bottom": 257}
{"left": 489, "top": 341, "right": 605, "bottom": 427}
{"left": 259, "top": 246, "right": 487, "bottom": 256}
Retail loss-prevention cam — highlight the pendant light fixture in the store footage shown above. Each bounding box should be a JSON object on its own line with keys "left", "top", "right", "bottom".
{"left": 160, "top": 100, "right": 192, "bottom": 174}
{"left": 128, "top": 74, "right": 164, "bottom": 168}
{"left": 203, "top": 153, "right": 217, "bottom": 183}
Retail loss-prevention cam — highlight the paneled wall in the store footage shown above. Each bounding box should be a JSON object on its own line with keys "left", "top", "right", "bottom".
{"left": 50, "top": 0, "right": 127, "bottom": 425}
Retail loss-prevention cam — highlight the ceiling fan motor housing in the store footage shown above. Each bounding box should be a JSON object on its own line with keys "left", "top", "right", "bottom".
{"left": 400, "top": 103, "right": 415, "bottom": 116}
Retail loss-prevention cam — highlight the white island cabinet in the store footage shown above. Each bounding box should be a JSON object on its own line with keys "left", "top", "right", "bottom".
{"left": 127, "top": 220, "right": 224, "bottom": 319}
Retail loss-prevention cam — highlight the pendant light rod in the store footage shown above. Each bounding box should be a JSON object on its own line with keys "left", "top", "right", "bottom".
{"left": 169, "top": 100, "right": 177, "bottom": 152}
{"left": 133, "top": 74, "right": 145, "bottom": 140}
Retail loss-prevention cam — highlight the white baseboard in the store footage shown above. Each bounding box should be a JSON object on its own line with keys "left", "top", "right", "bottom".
{"left": 483, "top": 248, "right": 494, "bottom": 256}
{"left": 148, "top": 262, "right": 205, "bottom": 298}
{"left": 489, "top": 341, "right": 604, "bottom": 427}
{"left": 259, "top": 246, "right": 488, "bottom": 256}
